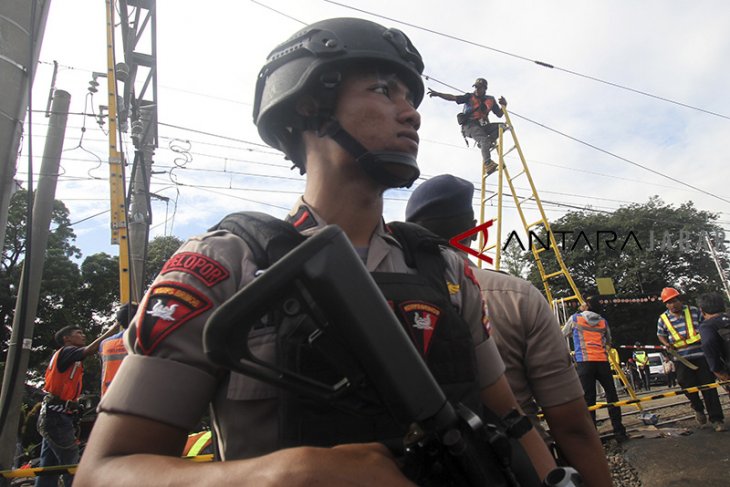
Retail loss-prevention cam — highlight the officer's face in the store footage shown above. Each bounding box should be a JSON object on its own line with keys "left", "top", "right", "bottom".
{"left": 334, "top": 71, "right": 421, "bottom": 158}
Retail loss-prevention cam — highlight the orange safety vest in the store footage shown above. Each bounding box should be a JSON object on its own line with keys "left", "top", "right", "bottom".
{"left": 100, "top": 335, "right": 127, "bottom": 396}
{"left": 660, "top": 307, "right": 700, "bottom": 349}
{"left": 466, "top": 94, "right": 494, "bottom": 121}
{"left": 44, "top": 348, "right": 83, "bottom": 401}
{"left": 572, "top": 314, "right": 609, "bottom": 362}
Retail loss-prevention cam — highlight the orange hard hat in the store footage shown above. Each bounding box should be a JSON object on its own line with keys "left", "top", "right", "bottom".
{"left": 661, "top": 287, "right": 680, "bottom": 303}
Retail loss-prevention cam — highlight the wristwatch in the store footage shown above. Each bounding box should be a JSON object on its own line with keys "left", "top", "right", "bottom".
{"left": 502, "top": 408, "right": 533, "bottom": 439}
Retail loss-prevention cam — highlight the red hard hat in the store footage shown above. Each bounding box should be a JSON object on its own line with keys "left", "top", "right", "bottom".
{"left": 661, "top": 287, "right": 680, "bottom": 303}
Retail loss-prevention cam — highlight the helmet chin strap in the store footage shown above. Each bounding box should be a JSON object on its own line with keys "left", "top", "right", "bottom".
{"left": 320, "top": 119, "right": 420, "bottom": 188}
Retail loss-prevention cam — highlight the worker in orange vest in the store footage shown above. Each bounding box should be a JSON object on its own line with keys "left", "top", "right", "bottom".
{"left": 36, "top": 324, "right": 117, "bottom": 487}
{"left": 428, "top": 78, "right": 507, "bottom": 176}
{"left": 99, "top": 303, "right": 137, "bottom": 397}
{"left": 563, "top": 296, "right": 628, "bottom": 442}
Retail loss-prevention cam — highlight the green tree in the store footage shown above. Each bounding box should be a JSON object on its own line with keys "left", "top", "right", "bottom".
{"left": 500, "top": 239, "right": 532, "bottom": 279}
{"left": 144, "top": 235, "right": 183, "bottom": 287}
{"left": 1, "top": 191, "right": 81, "bottom": 362}
{"left": 1, "top": 192, "right": 120, "bottom": 388}
{"left": 521, "top": 197, "right": 727, "bottom": 351}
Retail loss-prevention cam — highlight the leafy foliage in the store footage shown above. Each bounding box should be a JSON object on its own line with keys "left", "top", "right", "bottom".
{"left": 1, "top": 193, "right": 117, "bottom": 389}
{"left": 511, "top": 197, "right": 728, "bottom": 350}
{"left": 145, "top": 235, "right": 184, "bottom": 287}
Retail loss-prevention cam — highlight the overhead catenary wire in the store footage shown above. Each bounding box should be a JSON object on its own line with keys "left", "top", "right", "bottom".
{"left": 16, "top": 154, "right": 730, "bottom": 234}
{"left": 28, "top": 73, "right": 725, "bottom": 204}
{"left": 29, "top": 114, "right": 711, "bottom": 203}
{"left": 323, "top": 0, "right": 730, "bottom": 122}
{"left": 424, "top": 75, "right": 730, "bottom": 206}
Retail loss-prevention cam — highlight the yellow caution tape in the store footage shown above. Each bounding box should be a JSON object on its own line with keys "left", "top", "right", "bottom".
{"left": 588, "top": 380, "right": 730, "bottom": 411}
{"left": 1, "top": 454, "right": 214, "bottom": 479}
{"left": 0, "top": 464, "right": 77, "bottom": 479}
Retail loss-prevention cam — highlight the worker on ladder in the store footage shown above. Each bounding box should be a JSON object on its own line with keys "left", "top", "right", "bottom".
{"left": 428, "top": 77, "right": 506, "bottom": 176}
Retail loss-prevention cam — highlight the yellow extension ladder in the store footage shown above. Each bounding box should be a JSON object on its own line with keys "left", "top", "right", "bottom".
{"left": 476, "top": 106, "right": 582, "bottom": 309}
{"left": 475, "top": 106, "right": 642, "bottom": 410}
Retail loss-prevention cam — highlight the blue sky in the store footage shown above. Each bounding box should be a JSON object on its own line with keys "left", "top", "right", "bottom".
{"left": 22, "top": 0, "right": 730, "bottom": 265}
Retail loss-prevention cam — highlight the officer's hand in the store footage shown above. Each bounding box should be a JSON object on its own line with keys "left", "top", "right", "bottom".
{"left": 269, "top": 443, "right": 416, "bottom": 487}
{"left": 328, "top": 443, "right": 416, "bottom": 486}
{"left": 427, "top": 88, "right": 439, "bottom": 98}
{"left": 498, "top": 96, "right": 507, "bottom": 106}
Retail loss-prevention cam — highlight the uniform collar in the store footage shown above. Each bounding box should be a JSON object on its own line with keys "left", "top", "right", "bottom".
{"left": 286, "top": 197, "right": 401, "bottom": 270}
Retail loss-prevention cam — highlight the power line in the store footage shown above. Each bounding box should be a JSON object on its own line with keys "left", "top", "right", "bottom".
{"left": 323, "top": 0, "right": 730, "bottom": 121}
{"left": 158, "top": 121, "right": 274, "bottom": 149}
{"left": 423, "top": 75, "right": 730, "bottom": 206}
{"left": 511, "top": 111, "right": 730, "bottom": 205}
{"left": 250, "top": 0, "right": 306, "bottom": 25}
{"left": 18, "top": 148, "right": 730, "bottom": 221}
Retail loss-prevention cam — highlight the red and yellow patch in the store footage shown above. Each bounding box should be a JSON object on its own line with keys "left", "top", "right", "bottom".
{"left": 399, "top": 301, "right": 441, "bottom": 355}
{"left": 161, "top": 252, "right": 230, "bottom": 287}
{"left": 137, "top": 282, "right": 212, "bottom": 355}
{"left": 463, "top": 261, "right": 480, "bottom": 287}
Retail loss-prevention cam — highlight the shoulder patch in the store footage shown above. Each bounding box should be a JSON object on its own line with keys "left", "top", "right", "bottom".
{"left": 286, "top": 206, "right": 317, "bottom": 231}
{"left": 161, "top": 252, "right": 230, "bottom": 287}
{"left": 399, "top": 301, "right": 442, "bottom": 355}
{"left": 463, "top": 261, "right": 480, "bottom": 287}
{"left": 137, "top": 282, "right": 212, "bottom": 355}
{"left": 447, "top": 281, "right": 460, "bottom": 295}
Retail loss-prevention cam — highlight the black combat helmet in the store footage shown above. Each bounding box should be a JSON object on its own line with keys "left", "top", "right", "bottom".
{"left": 253, "top": 17, "right": 425, "bottom": 188}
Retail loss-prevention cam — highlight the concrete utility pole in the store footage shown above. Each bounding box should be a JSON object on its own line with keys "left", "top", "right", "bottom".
{"left": 705, "top": 234, "right": 730, "bottom": 302}
{"left": 0, "top": 0, "right": 53, "bottom": 253}
{"left": 0, "top": 90, "right": 70, "bottom": 472}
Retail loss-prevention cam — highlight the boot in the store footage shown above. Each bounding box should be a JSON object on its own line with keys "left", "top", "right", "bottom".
{"left": 484, "top": 160, "right": 498, "bottom": 176}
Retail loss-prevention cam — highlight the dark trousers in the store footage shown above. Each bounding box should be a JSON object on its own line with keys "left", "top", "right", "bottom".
{"left": 577, "top": 361, "right": 626, "bottom": 435}
{"left": 35, "top": 409, "right": 79, "bottom": 487}
{"left": 676, "top": 356, "right": 724, "bottom": 423}
{"left": 462, "top": 122, "right": 501, "bottom": 163}
{"left": 638, "top": 366, "right": 651, "bottom": 390}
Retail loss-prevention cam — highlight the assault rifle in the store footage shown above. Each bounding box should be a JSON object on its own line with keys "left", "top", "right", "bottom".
{"left": 203, "top": 225, "right": 581, "bottom": 487}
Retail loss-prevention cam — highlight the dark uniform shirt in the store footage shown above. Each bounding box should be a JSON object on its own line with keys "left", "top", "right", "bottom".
{"left": 55, "top": 346, "right": 85, "bottom": 372}
{"left": 699, "top": 314, "right": 730, "bottom": 373}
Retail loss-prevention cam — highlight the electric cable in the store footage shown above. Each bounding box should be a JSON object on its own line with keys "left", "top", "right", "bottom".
{"left": 69, "top": 209, "right": 111, "bottom": 226}
{"left": 245, "top": 1, "right": 728, "bottom": 206}
{"left": 424, "top": 74, "right": 730, "bottom": 205}
{"left": 158, "top": 121, "right": 274, "bottom": 149}
{"left": 61, "top": 93, "right": 105, "bottom": 180}
{"left": 250, "top": 0, "right": 306, "bottom": 25}
{"left": 323, "top": 0, "right": 730, "bottom": 121}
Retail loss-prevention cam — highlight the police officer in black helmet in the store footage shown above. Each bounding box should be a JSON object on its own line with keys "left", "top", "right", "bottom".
{"left": 77, "top": 18, "right": 555, "bottom": 486}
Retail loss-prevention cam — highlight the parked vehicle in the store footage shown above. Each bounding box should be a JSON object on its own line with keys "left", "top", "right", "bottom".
{"left": 648, "top": 352, "right": 667, "bottom": 385}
